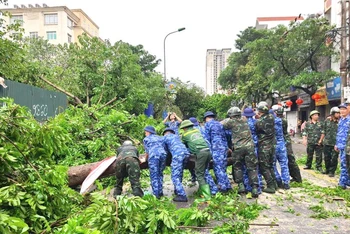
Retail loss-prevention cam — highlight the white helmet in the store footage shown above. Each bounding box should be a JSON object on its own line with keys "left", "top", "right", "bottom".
{"left": 330, "top": 107, "right": 340, "bottom": 115}
{"left": 122, "top": 140, "right": 133, "bottom": 146}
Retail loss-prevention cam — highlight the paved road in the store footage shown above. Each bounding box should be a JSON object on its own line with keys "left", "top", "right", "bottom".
{"left": 112, "top": 137, "right": 350, "bottom": 233}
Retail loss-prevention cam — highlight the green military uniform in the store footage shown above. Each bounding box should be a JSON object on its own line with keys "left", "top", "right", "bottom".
{"left": 181, "top": 127, "right": 210, "bottom": 186}
{"left": 256, "top": 112, "right": 276, "bottom": 192}
{"left": 302, "top": 121, "right": 324, "bottom": 170}
{"left": 323, "top": 116, "right": 339, "bottom": 175}
{"left": 282, "top": 117, "right": 302, "bottom": 182}
{"left": 114, "top": 144, "right": 143, "bottom": 197}
{"left": 222, "top": 117, "right": 258, "bottom": 189}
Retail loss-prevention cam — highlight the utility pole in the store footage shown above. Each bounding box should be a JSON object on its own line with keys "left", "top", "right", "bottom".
{"left": 341, "top": 0, "right": 348, "bottom": 102}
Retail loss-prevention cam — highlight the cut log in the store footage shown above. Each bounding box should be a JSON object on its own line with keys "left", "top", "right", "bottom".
{"left": 68, "top": 152, "right": 233, "bottom": 187}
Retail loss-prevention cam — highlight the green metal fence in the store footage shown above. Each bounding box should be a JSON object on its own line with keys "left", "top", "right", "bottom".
{"left": 0, "top": 80, "right": 67, "bottom": 121}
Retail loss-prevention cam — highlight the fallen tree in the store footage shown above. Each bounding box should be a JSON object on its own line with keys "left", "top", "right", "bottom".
{"left": 68, "top": 153, "right": 234, "bottom": 187}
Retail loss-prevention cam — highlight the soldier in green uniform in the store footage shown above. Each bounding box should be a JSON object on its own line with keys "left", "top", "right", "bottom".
{"left": 179, "top": 120, "right": 213, "bottom": 201}
{"left": 275, "top": 106, "right": 302, "bottom": 182}
{"left": 302, "top": 110, "right": 324, "bottom": 172}
{"left": 222, "top": 107, "right": 259, "bottom": 198}
{"left": 114, "top": 140, "right": 144, "bottom": 197}
{"left": 322, "top": 107, "right": 340, "bottom": 177}
{"left": 255, "top": 101, "right": 276, "bottom": 194}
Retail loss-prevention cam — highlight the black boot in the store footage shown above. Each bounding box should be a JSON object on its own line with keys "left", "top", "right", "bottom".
{"left": 113, "top": 187, "right": 122, "bottom": 197}
{"left": 173, "top": 195, "right": 188, "bottom": 202}
{"left": 132, "top": 187, "right": 144, "bottom": 197}
{"left": 277, "top": 180, "right": 284, "bottom": 189}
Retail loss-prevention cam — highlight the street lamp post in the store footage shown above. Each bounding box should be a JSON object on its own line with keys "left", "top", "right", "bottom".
{"left": 163, "top": 27, "right": 185, "bottom": 80}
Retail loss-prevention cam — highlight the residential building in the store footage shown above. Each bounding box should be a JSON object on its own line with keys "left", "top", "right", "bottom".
{"left": 205, "top": 48, "right": 231, "bottom": 95}
{"left": 0, "top": 4, "right": 99, "bottom": 44}
{"left": 255, "top": 16, "right": 304, "bottom": 29}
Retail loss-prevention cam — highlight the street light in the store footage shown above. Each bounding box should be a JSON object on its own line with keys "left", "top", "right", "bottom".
{"left": 163, "top": 27, "right": 186, "bottom": 80}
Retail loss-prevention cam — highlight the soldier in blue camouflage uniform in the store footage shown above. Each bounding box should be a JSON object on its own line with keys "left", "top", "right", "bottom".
{"left": 222, "top": 107, "right": 259, "bottom": 198}
{"left": 242, "top": 107, "right": 263, "bottom": 194}
{"left": 143, "top": 126, "right": 167, "bottom": 198}
{"left": 271, "top": 106, "right": 290, "bottom": 189}
{"left": 276, "top": 107, "right": 302, "bottom": 183}
{"left": 163, "top": 128, "right": 189, "bottom": 202}
{"left": 335, "top": 103, "right": 350, "bottom": 189}
{"left": 322, "top": 107, "right": 340, "bottom": 177}
{"left": 114, "top": 141, "right": 144, "bottom": 197}
{"left": 203, "top": 111, "right": 232, "bottom": 192}
{"left": 255, "top": 101, "right": 276, "bottom": 194}
{"left": 189, "top": 117, "right": 219, "bottom": 195}
{"left": 302, "top": 110, "right": 324, "bottom": 172}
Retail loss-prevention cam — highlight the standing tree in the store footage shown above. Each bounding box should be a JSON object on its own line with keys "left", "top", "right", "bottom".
{"left": 218, "top": 27, "right": 267, "bottom": 101}
{"left": 247, "top": 17, "right": 337, "bottom": 109}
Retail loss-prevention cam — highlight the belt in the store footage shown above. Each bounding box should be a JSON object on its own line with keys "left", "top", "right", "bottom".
{"left": 199, "top": 148, "right": 210, "bottom": 152}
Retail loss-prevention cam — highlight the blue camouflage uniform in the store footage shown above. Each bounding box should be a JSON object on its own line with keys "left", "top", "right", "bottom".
{"left": 273, "top": 116, "right": 290, "bottom": 185}
{"left": 336, "top": 115, "right": 350, "bottom": 187}
{"left": 204, "top": 119, "right": 232, "bottom": 191}
{"left": 243, "top": 117, "right": 263, "bottom": 193}
{"left": 165, "top": 121, "right": 181, "bottom": 135}
{"left": 163, "top": 133, "right": 189, "bottom": 197}
{"left": 143, "top": 134, "right": 167, "bottom": 197}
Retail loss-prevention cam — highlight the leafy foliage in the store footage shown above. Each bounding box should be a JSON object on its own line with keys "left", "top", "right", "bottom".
{"left": 219, "top": 18, "right": 338, "bottom": 108}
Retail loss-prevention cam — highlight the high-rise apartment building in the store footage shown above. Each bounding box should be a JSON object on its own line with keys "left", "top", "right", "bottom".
{"left": 205, "top": 48, "right": 231, "bottom": 95}
{"left": 0, "top": 4, "right": 99, "bottom": 44}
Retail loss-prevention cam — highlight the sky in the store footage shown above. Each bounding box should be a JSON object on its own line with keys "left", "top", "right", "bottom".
{"left": 3, "top": 0, "right": 324, "bottom": 89}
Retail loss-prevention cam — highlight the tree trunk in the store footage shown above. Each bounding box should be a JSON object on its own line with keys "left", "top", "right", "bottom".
{"left": 67, "top": 152, "right": 233, "bottom": 187}
{"left": 309, "top": 96, "right": 316, "bottom": 111}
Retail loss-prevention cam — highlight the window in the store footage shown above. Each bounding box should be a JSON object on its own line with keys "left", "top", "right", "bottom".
{"left": 30, "top": 32, "right": 38, "bottom": 39}
{"left": 44, "top": 14, "right": 58, "bottom": 25}
{"left": 10, "top": 15, "right": 23, "bottom": 25}
{"left": 67, "top": 17, "right": 73, "bottom": 28}
{"left": 46, "top": 31, "right": 57, "bottom": 40}
{"left": 67, "top": 33, "right": 72, "bottom": 43}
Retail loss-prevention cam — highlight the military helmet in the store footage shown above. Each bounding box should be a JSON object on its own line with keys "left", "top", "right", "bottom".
{"left": 227, "top": 107, "right": 241, "bottom": 117}
{"left": 330, "top": 107, "right": 340, "bottom": 115}
{"left": 122, "top": 140, "right": 133, "bottom": 146}
{"left": 179, "top": 120, "right": 194, "bottom": 129}
{"left": 309, "top": 110, "right": 320, "bottom": 118}
{"left": 272, "top": 105, "right": 284, "bottom": 115}
{"left": 257, "top": 101, "right": 269, "bottom": 113}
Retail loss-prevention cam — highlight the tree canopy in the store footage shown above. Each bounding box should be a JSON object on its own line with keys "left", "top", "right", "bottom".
{"left": 219, "top": 17, "right": 338, "bottom": 107}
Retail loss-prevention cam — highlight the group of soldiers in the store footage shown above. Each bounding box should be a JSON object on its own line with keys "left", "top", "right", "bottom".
{"left": 113, "top": 101, "right": 312, "bottom": 202}
{"left": 302, "top": 101, "right": 350, "bottom": 189}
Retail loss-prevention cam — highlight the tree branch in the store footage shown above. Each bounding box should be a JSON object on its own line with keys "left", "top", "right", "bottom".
{"left": 39, "top": 75, "right": 83, "bottom": 105}
{"left": 0, "top": 133, "right": 48, "bottom": 190}
{"left": 96, "top": 97, "right": 118, "bottom": 111}
{"left": 97, "top": 72, "right": 107, "bottom": 105}
{"left": 292, "top": 85, "right": 312, "bottom": 95}
{"left": 266, "top": 46, "right": 291, "bottom": 76}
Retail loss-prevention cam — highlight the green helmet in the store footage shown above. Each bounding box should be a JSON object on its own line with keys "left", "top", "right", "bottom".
{"left": 257, "top": 101, "right": 269, "bottom": 113}
{"left": 309, "top": 110, "right": 320, "bottom": 118}
{"left": 330, "top": 107, "right": 340, "bottom": 115}
{"left": 179, "top": 120, "right": 194, "bottom": 129}
{"left": 227, "top": 107, "right": 241, "bottom": 117}
{"left": 272, "top": 105, "right": 284, "bottom": 115}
